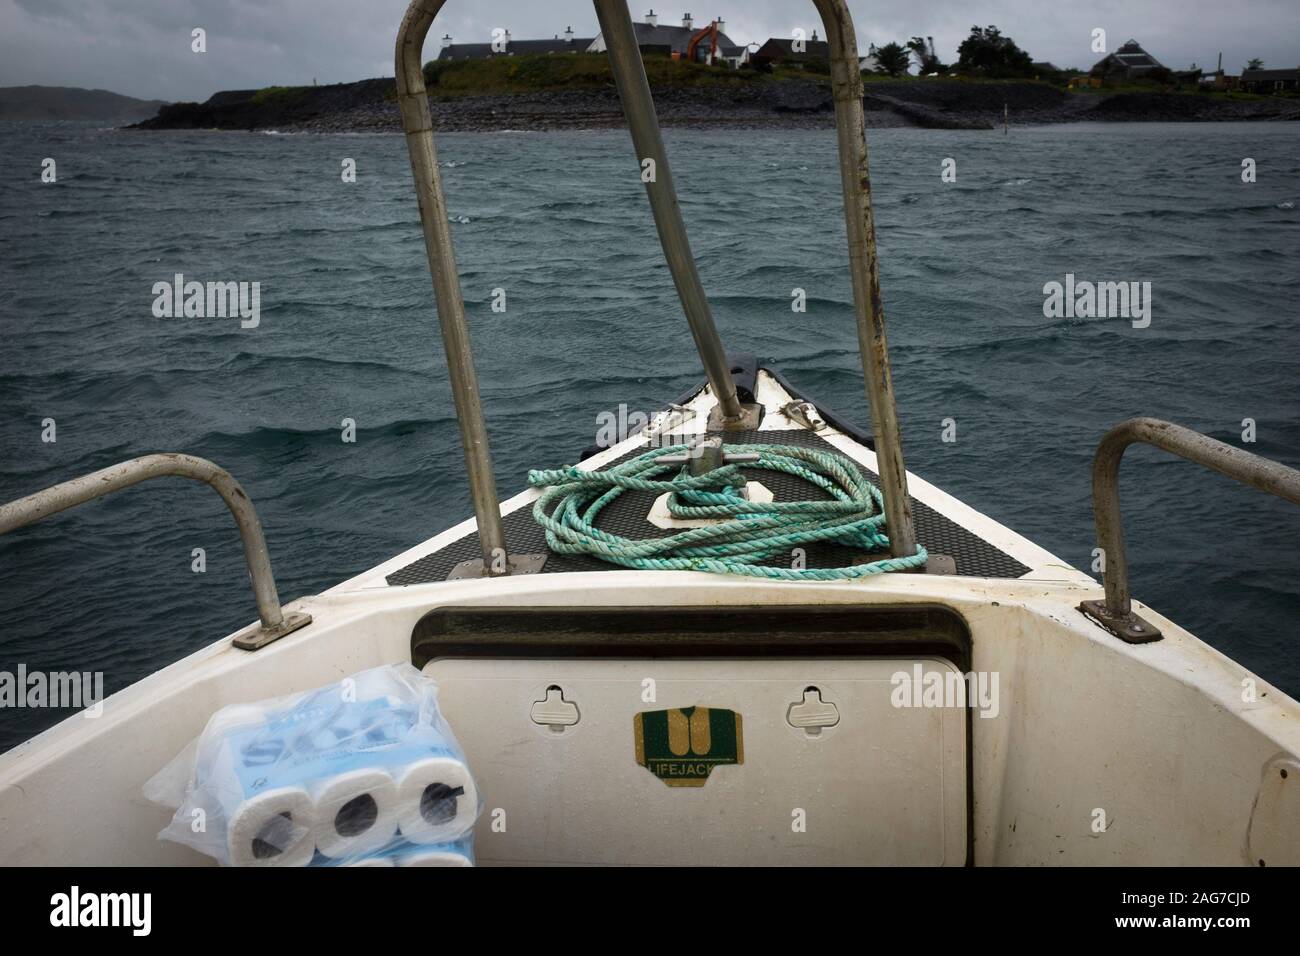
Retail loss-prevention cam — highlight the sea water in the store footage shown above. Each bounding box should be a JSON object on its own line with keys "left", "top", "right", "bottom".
{"left": 0, "top": 120, "right": 1296, "bottom": 749}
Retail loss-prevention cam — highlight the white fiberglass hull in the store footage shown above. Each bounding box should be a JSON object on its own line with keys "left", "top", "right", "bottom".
{"left": 1, "top": 371, "right": 1296, "bottom": 866}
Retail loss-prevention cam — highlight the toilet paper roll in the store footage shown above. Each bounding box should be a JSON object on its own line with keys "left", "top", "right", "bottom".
{"left": 224, "top": 785, "right": 316, "bottom": 867}
{"left": 195, "top": 703, "right": 271, "bottom": 781}
{"left": 396, "top": 848, "right": 473, "bottom": 867}
{"left": 351, "top": 667, "right": 407, "bottom": 709}
{"left": 394, "top": 757, "right": 478, "bottom": 844}
{"left": 207, "top": 703, "right": 270, "bottom": 738}
{"left": 312, "top": 769, "right": 401, "bottom": 859}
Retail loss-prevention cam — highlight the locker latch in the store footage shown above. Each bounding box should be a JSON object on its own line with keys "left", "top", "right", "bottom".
{"left": 787, "top": 687, "right": 839, "bottom": 735}
{"left": 531, "top": 685, "right": 580, "bottom": 731}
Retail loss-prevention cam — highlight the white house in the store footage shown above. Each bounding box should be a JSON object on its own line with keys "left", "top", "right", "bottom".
{"left": 859, "top": 43, "right": 882, "bottom": 73}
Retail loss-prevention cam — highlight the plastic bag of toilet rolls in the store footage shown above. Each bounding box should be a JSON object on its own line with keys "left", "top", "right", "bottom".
{"left": 144, "top": 663, "right": 481, "bottom": 867}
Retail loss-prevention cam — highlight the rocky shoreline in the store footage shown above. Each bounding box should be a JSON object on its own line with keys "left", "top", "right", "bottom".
{"left": 131, "top": 77, "right": 1300, "bottom": 134}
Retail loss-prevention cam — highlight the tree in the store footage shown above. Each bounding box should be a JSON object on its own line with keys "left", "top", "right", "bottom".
{"left": 1247, "top": 57, "right": 1264, "bottom": 70}
{"left": 955, "top": 25, "right": 1035, "bottom": 78}
{"left": 874, "top": 42, "right": 911, "bottom": 77}
{"left": 907, "top": 36, "right": 948, "bottom": 75}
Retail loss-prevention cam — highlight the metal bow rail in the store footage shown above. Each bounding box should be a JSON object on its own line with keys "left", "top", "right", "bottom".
{"left": 1080, "top": 418, "right": 1300, "bottom": 643}
{"left": 395, "top": 0, "right": 918, "bottom": 577}
{"left": 0, "top": 454, "right": 310, "bottom": 651}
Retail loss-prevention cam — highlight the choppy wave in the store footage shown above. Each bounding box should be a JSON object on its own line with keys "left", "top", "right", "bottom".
{"left": 0, "top": 120, "right": 1298, "bottom": 750}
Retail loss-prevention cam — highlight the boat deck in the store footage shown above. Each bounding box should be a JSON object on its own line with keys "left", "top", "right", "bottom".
{"left": 384, "top": 371, "right": 1035, "bottom": 587}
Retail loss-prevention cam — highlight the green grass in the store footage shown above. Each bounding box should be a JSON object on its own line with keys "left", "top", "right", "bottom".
{"left": 250, "top": 85, "right": 310, "bottom": 105}
{"left": 421, "top": 52, "right": 800, "bottom": 98}
{"left": 860, "top": 72, "right": 1058, "bottom": 86}
{"left": 413, "top": 53, "right": 1291, "bottom": 104}
{"left": 1068, "top": 78, "right": 1279, "bottom": 101}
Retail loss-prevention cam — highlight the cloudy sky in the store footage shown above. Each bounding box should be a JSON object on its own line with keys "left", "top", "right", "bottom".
{"left": 2, "top": 0, "right": 1297, "bottom": 102}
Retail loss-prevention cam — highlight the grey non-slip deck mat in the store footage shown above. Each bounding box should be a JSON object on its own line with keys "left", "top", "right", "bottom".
{"left": 387, "top": 428, "right": 1031, "bottom": 585}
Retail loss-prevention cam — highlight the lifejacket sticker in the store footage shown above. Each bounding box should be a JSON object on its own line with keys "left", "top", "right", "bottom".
{"left": 633, "top": 706, "right": 743, "bottom": 787}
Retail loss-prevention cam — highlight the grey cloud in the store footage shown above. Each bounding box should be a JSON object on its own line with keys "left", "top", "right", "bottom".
{"left": 1, "top": 0, "right": 1296, "bottom": 102}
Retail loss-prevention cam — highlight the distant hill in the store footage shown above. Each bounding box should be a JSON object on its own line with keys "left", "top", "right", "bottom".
{"left": 0, "top": 86, "right": 167, "bottom": 122}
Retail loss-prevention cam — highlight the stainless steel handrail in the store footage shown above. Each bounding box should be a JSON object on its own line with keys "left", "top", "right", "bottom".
{"left": 396, "top": 0, "right": 509, "bottom": 576}
{"left": 394, "top": 0, "right": 919, "bottom": 562}
{"left": 1080, "top": 417, "right": 1300, "bottom": 643}
{"left": 593, "top": 0, "right": 746, "bottom": 428}
{"left": 0, "top": 454, "right": 311, "bottom": 651}
{"left": 810, "top": 0, "right": 916, "bottom": 558}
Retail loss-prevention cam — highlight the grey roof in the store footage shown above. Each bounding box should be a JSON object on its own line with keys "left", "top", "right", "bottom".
{"left": 754, "top": 37, "right": 831, "bottom": 60}
{"left": 438, "top": 43, "right": 489, "bottom": 60}
{"left": 1242, "top": 68, "right": 1300, "bottom": 81}
{"left": 1092, "top": 39, "right": 1164, "bottom": 74}
{"left": 438, "top": 38, "right": 594, "bottom": 60}
{"left": 618, "top": 22, "right": 738, "bottom": 53}
{"left": 510, "top": 38, "right": 596, "bottom": 55}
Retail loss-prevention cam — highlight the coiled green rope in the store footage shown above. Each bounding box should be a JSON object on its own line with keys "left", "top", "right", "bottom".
{"left": 526, "top": 442, "right": 927, "bottom": 580}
